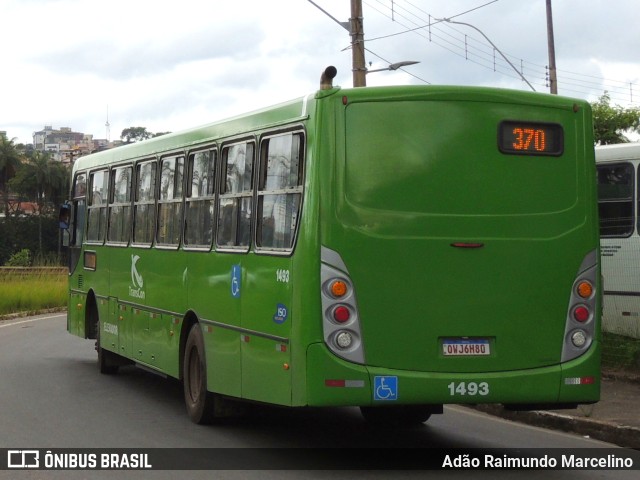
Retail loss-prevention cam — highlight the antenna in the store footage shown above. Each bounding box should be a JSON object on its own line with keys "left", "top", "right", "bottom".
{"left": 105, "top": 105, "right": 111, "bottom": 142}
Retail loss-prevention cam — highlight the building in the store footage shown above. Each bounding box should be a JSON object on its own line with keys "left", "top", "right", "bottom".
{"left": 32, "top": 126, "right": 120, "bottom": 164}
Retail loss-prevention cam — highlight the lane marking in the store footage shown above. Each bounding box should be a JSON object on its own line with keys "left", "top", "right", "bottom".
{"left": 0, "top": 313, "right": 66, "bottom": 329}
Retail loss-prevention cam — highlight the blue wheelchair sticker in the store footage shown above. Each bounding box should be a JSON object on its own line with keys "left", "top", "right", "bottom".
{"left": 373, "top": 376, "right": 398, "bottom": 401}
{"left": 231, "top": 265, "right": 241, "bottom": 298}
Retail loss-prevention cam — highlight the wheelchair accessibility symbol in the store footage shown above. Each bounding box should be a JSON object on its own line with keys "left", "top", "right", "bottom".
{"left": 373, "top": 376, "right": 398, "bottom": 401}
{"left": 231, "top": 265, "right": 241, "bottom": 298}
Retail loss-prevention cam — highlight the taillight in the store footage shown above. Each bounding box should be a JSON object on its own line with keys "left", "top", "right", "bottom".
{"left": 573, "top": 305, "right": 590, "bottom": 322}
{"left": 562, "top": 250, "right": 598, "bottom": 362}
{"left": 333, "top": 305, "right": 351, "bottom": 323}
{"left": 321, "top": 246, "right": 365, "bottom": 364}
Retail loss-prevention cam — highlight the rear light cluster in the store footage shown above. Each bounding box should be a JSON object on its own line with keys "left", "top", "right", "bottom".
{"left": 321, "top": 247, "right": 365, "bottom": 364}
{"left": 562, "top": 250, "right": 599, "bottom": 362}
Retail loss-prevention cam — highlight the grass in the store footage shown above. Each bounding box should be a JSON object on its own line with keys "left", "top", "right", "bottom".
{"left": 601, "top": 332, "right": 640, "bottom": 373}
{"left": 0, "top": 270, "right": 67, "bottom": 317}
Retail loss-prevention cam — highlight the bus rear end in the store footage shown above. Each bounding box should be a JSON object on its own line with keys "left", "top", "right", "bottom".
{"left": 308, "top": 86, "right": 600, "bottom": 420}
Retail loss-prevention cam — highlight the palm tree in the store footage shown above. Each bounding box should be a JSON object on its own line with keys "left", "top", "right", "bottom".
{"left": 0, "top": 136, "right": 23, "bottom": 217}
{"left": 9, "top": 150, "right": 70, "bottom": 252}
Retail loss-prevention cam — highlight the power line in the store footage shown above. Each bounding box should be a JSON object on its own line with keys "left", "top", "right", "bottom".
{"left": 363, "top": 0, "right": 639, "bottom": 105}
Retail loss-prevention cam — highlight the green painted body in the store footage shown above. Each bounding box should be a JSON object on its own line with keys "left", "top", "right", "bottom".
{"left": 67, "top": 84, "right": 600, "bottom": 409}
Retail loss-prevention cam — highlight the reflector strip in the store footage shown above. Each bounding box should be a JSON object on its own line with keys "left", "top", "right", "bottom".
{"left": 325, "top": 379, "right": 365, "bottom": 388}
{"left": 275, "top": 344, "right": 287, "bottom": 352}
{"left": 450, "top": 242, "right": 484, "bottom": 249}
{"left": 241, "top": 335, "right": 250, "bottom": 343}
{"left": 564, "top": 376, "right": 595, "bottom": 385}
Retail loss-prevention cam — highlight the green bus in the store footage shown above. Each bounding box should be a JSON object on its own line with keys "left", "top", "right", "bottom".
{"left": 62, "top": 67, "right": 601, "bottom": 425}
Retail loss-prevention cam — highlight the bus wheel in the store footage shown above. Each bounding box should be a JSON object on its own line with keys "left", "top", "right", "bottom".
{"left": 183, "top": 324, "right": 217, "bottom": 424}
{"left": 94, "top": 313, "right": 119, "bottom": 375}
{"left": 360, "top": 406, "right": 432, "bottom": 426}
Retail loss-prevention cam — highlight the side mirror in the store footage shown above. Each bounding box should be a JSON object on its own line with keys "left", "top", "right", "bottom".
{"left": 59, "top": 203, "right": 70, "bottom": 230}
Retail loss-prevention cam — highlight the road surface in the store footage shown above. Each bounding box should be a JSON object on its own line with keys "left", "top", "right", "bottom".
{"left": 0, "top": 313, "right": 636, "bottom": 479}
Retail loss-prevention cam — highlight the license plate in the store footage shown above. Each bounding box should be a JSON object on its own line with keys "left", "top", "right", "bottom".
{"left": 442, "top": 339, "right": 491, "bottom": 356}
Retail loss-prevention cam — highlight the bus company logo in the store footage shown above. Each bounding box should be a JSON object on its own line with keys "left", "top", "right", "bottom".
{"left": 129, "top": 255, "right": 146, "bottom": 300}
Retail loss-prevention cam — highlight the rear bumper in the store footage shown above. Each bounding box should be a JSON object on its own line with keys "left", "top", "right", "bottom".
{"left": 305, "top": 342, "right": 600, "bottom": 407}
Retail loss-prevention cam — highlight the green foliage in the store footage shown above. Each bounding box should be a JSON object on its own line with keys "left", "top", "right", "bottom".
{"left": 591, "top": 92, "right": 640, "bottom": 145}
{"left": 121, "top": 127, "right": 171, "bottom": 143}
{"left": 601, "top": 332, "right": 640, "bottom": 372}
{"left": 0, "top": 135, "right": 24, "bottom": 216}
{"left": 6, "top": 249, "right": 31, "bottom": 267}
{"left": 9, "top": 150, "right": 70, "bottom": 214}
{"left": 121, "top": 126, "right": 152, "bottom": 143}
{"left": 0, "top": 216, "right": 62, "bottom": 266}
{"left": 0, "top": 270, "right": 67, "bottom": 315}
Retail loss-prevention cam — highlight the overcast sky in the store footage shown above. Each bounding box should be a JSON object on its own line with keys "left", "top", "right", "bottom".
{"left": 2, "top": 0, "right": 639, "bottom": 145}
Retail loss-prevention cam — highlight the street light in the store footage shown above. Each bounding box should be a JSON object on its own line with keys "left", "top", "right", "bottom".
{"left": 367, "top": 61, "right": 420, "bottom": 74}
{"left": 438, "top": 18, "right": 536, "bottom": 92}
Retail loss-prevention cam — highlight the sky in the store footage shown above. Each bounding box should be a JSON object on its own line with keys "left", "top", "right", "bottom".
{"left": 2, "top": 0, "right": 639, "bottom": 145}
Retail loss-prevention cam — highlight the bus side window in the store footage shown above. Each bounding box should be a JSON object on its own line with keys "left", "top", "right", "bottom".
{"left": 107, "top": 165, "right": 132, "bottom": 244}
{"left": 185, "top": 149, "right": 216, "bottom": 248}
{"left": 257, "top": 132, "right": 304, "bottom": 251}
{"left": 597, "top": 163, "right": 634, "bottom": 237}
{"left": 157, "top": 155, "right": 185, "bottom": 246}
{"left": 217, "top": 142, "right": 254, "bottom": 249}
{"left": 86, "top": 170, "right": 109, "bottom": 243}
{"left": 71, "top": 173, "right": 87, "bottom": 247}
{"left": 133, "top": 160, "right": 157, "bottom": 245}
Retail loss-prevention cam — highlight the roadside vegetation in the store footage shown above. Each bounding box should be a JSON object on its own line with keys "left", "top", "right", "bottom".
{"left": 601, "top": 332, "right": 640, "bottom": 373}
{"left": 0, "top": 268, "right": 66, "bottom": 317}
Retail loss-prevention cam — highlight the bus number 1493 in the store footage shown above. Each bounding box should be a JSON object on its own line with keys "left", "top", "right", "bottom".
{"left": 448, "top": 381, "right": 490, "bottom": 396}
{"left": 276, "top": 269, "right": 290, "bottom": 283}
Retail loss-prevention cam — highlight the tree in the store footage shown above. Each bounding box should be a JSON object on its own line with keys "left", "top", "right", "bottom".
{"left": 0, "top": 135, "right": 23, "bottom": 217}
{"left": 121, "top": 127, "right": 152, "bottom": 144}
{"left": 591, "top": 92, "right": 640, "bottom": 145}
{"left": 9, "top": 150, "right": 69, "bottom": 252}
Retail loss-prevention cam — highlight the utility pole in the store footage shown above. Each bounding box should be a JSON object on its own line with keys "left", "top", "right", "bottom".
{"left": 350, "top": 0, "right": 367, "bottom": 87}
{"left": 546, "top": 0, "right": 558, "bottom": 94}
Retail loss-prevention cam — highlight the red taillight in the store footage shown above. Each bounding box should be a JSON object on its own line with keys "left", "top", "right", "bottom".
{"left": 333, "top": 306, "right": 350, "bottom": 323}
{"left": 573, "top": 306, "right": 590, "bottom": 322}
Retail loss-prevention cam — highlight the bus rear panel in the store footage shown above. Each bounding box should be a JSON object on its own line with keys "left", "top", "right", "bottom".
{"left": 309, "top": 86, "right": 600, "bottom": 410}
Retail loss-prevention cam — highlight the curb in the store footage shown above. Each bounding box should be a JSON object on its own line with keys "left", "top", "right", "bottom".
{"left": 471, "top": 404, "right": 640, "bottom": 449}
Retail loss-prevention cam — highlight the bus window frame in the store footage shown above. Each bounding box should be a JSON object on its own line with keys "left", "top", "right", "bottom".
{"left": 85, "top": 168, "right": 109, "bottom": 245}
{"left": 215, "top": 138, "right": 256, "bottom": 253}
{"left": 70, "top": 171, "right": 87, "bottom": 249}
{"left": 255, "top": 128, "right": 306, "bottom": 256}
{"left": 597, "top": 161, "right": 635, "bottom": 238}
{"left": 132, "top": 158, "right": 158, "bottom": 248}
{"left": 106, "top": 163, "right": 133, "bottom": 247}
{"left": 156, "top": 152, "right": 186, "bottom": 250}
{"left": 183, "top": 146, "right": 218, "bottom": 252}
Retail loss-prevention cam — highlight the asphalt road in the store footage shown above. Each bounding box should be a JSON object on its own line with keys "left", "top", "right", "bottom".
{"left": 0, "top": 313, "right": 637, "bottom": 479}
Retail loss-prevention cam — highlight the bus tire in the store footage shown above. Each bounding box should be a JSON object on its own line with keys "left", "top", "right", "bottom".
{"left": 93, "top": 307, "right": 119, "bottom": 375}
{"left": 183, "top": 323, "right": 217, "bottom": 424}
{"left": 360, "top": 405, "right": 432, "bottom": 426}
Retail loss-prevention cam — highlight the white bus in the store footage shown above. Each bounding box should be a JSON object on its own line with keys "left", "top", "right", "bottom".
{"left": 596, "top": 142, "right": 640, "bottom": 339}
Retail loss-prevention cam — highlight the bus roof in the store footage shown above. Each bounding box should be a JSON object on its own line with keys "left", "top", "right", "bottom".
{"left": 72, "top": 82, "right": 591, "bottom": 174}
{"left": 72, "top": 94, "right": 313, "bottom": 173}
{"left": 595, "top": 142, "right": 640, "bottom": 162}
